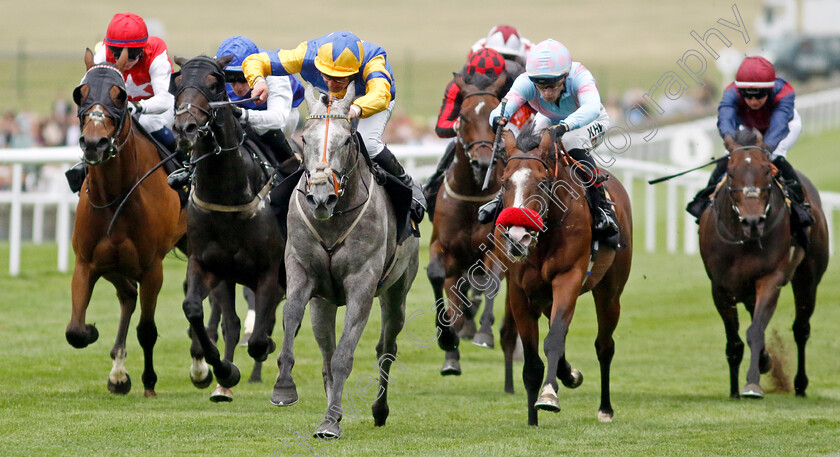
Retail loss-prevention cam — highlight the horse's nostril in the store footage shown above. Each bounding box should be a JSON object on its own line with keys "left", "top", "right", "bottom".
{"left": 185, "top": 124, "right": 197, "bottom": 136}
{"left": 96, "top": 138, "right": 109, "bottom": 151}
{"left": 326, "top": 194, "right": 338, "bottom": 207}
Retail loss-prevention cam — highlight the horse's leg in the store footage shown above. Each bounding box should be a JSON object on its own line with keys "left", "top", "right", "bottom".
{"left": 439, "top": 275, "right": 467, "bottom": 375}
{"left": 210, "top": 280, "right": 238, "bottom": 402}
{"left": 136, "top": 260, "right": 167, "bottom": 397}
{"left": 66, "top": 263, "right": 101, "bottom": 348}
{"left": 742, "top": 292, "right": 771, "bottom": 373}
{"left": 458, "top": 275, "right": 478, "bottom": 340}
{"left": 428, "top": 242, "right": 459, "bottom": 353}
{"left": 310, "top": 299, "right": 337, "bottom": 399}
{"left": 243, "top": 285, "right": 263, "bottom": 382}
{"left": 105, "top": 274, "right": 138, "bottom": 395}
{"left": 316, "top": 278, "right": 377, "bottom": 439}
{"left": 371, "top": 277, "right": 410, "bottom": 427}
{"left": 500, "top": 293, "right": 517, "bottom": 394}
{"left": 591, "top": 283, "right": 622, "bottom": 422}
{"left": 509, "top": 285, "right": 543, "bottom": 426}
{"left": 247, "top": 270, "right": 281, "bottom": 362}
{"left": 182, "top": 258, "right": 239, "bottom": 388}
{"left": 791, "top": 265, "right": 819, "bottom": 397}
{"left": 535, "top": 271, "right": 583, "bottom": 414}
{"left": 742, "top": 272, "right": 784, "bottom": 398}
{"left": 711, "top": 285, "right": 743, "bottom": 398}
{"left": 474, "top": 263, "right": 502, "bottom": 349}
{"left": 206, "top": 294, "right": 221, "bottom": 344}
{"left": 272, "top": 266, "right": 313, "bottom": 407}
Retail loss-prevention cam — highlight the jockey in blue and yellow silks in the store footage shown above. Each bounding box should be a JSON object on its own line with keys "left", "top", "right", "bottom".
{"left": 243, "top": 31, "right": 426, "bottom": 223}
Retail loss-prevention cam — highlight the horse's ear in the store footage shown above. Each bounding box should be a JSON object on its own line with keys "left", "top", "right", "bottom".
{"left": 489, "top": 72, "right": 507, "bottom": 95}
{"left": 72, "top": 84, "right": 87, "bottom": 107}
{"left": 304, "top": 83, "right": 323, "bottom": 114}
{"left": 503, "top": 129, "right": 517, "bottom": 156}
{"left": 538, "top": 129, "right": 553, "bottom": 152}
{"left": 338, "top": 83, "right": 356, "bottom": 112}
{"left": 174, "top": 56, "right": 187, "bottom": 68}
{"left": 754, "top": 130, "right": 768, "bottom": 152}
{"left": 115, "top": 48, "right": 129, "bottom": 73}
{"left": 216, "top": 55, "right": 234, "bottom": 68}
{"left": 454, "top": 73, "right": 466, "bottom": 91}
{"left": 84, "top": 48, "right": 94, "bottom": 71}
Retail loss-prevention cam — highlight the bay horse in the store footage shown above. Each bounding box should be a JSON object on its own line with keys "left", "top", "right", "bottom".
{"left": 171, "top": 55, "right": 286, "bottom": 399}
{"left": 67, "top": 49, "right": 187, "bottom": 396}
{"left": 494, "top": 128, "right": 632, "bottom": 425}
{"left": 698, "top": 129, "right": 828, "bottom": 399}
{"left": 272, "top": 84, "right": 419, "bottom": 439}
{"left": 428, "top": 74, "right": 508, "bottom": 376}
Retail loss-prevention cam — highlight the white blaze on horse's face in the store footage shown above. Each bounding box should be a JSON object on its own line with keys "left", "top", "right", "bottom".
{"left": 474, "top": 100, "right": 485, "bottom": 115}
{"left": 511, "top": 168, "right": 531, "bottom": 207}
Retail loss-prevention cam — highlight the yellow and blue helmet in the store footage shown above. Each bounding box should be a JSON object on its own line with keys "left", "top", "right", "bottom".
{"left": 314, "top": 31, "right": 364, "bottom": 77}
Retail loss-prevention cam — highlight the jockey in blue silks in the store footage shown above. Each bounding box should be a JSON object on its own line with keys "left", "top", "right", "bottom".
{"left": 241, "top": 31, "right": 425, "bottom": 224}
{"left": 480, "top": 39, "right": 618, "bottom": 245}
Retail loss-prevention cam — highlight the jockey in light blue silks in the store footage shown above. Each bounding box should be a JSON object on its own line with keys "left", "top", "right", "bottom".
{"left": 242, "top": 31, "right": 425, "bottom": 224}
{"left": 480, "top": 39, "right": 618, "bottom": 244}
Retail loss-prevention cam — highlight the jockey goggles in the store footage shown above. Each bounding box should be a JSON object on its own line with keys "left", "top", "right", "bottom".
{"left": 529, "top": 74, "right": 567, "bottom": 89}
{"left": 738, "top": 88, "right": 770, "bottom": 100}
{"left": 107, "top": 46, "right": 143, "bottom": 61}
{"left": 224, "top": 70, "right": 248, "bottom": 84}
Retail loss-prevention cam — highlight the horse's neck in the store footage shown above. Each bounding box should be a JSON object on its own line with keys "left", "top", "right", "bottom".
{"left": 193, "top": 124, "right": 259, "bottom": 200}
{"left": 548, "top": 166, "right": 586, "bottom": 216}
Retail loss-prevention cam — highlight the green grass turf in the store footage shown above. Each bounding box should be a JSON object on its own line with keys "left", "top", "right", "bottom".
{"left": 0, "top": 218, "right": 838, "bottom": 456}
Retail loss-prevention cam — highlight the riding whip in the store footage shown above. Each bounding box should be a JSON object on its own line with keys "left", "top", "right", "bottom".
{"left": 647, "top": 155, "right": 728, "bottom": 185}
{"left": 208, "top": 96, "right": 260, "bottom": 109}
{"left": 482, "top": 98, "right": 507, "bottom": 191}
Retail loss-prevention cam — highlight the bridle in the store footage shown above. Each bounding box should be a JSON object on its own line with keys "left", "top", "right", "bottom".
{"left": 302, "top": 96, "right": 367, "bottom": 216}
{"left": 457, "top": 91, "right": 500, "bottom": 158}
{"left": 75, "top": 65, "right": 132, "bottom": 163}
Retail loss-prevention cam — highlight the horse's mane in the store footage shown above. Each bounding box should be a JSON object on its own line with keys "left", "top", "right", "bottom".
{"left": 515, "top": 123, "right": 542, "bottom": 153}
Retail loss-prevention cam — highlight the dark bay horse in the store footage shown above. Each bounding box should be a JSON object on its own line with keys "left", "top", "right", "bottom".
{"left": 494, "top": 129, "right": 632, "bottom": 425}
{"left": 67, "top": 49, "right": 187, "bottom": 396}
{"left": 272, "top": 84, "right": 419, "bottom": 439}
{"left": 698, "top": 130, "right": 828, "bottom": 399}
{"left": 171, "top": 55, "right": 286, "bottom": 399}
{"left": 429, "top": 75, "right": 508, "bottom": 376}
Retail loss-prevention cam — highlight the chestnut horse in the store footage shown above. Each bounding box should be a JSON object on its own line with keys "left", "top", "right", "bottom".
{"left": 494, "top": 129, "right": 632, "bottom": 425}
{"left": 429, "top": 75, "right": 507, "bottom": 376}
{"left": 698, "top": 130, "right": 828, "bottom": 399}
{"left": 66, "top": 49, "right": 186, "bottom": 396}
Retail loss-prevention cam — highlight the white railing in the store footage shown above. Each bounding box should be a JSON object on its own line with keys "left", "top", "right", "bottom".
{"left": 3, "top": 86, "right": 840, "bottom": 276}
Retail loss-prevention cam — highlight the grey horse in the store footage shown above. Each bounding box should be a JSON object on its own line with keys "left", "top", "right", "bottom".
{"left": 271, "top": 84, "right": 419, "bottom": 440}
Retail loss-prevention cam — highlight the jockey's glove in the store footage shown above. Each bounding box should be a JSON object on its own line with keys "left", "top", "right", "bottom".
{"left": 231, "top": 106, "right": 243, "bottom": 119}
{"left": 491, "top": 116, "right": 507, "bottom": 133}
{"left": 548, "top": 121, "right": 570, "bottom": 142}
{"left": 127, "top": 101, "right": 143, "bottom": 115}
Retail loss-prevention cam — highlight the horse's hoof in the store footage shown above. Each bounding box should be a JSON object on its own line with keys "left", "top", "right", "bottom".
{"left": 535, "top": 385, "right": 561, "bottom": 413}
{"left": 598, "top": 410, "right": 614, "bottom": 422}
{"left": 107, "top": 374, "right": 131, "bottom": 395}
{"left": 741, "top": 383, "right": 764, "bottom": 399}
{"left": 209, "top": 384, "right": 233, "bottom": 402}
{"left": 144, "top": 389, "right": 156, "bottom": 398}
{"left": 372, "top": 404, "right": 389, "bottom": 427}
{"left": 313, "top": 419, "right": 342, "bottom": 440}
{"left": 561, "top": 369, "right": 584, "bottom": 389}
{"left": 440, "top": 359, "right": 462, "bottom": 376}
{"left": 437, "top": 328, "right": 459, "bottom": 352}
{"left": 216, "top": 363, "right": 241, "bottom": 388}
{"left": 472, "top": 332, "right": 495, "bottom": 349}
{"left": 457, "top": 319, "right": 477, "bottom": 340}
{"left": 191, "top": 368, "right": 214, "bottom": 389}
{"left": 270, "top": 386, "right": 298, "bottom": 406}
{"left": 759, "top": 349, "right": 773, "bottom": 374}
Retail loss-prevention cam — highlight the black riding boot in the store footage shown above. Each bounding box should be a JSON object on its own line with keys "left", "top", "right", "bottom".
{"left": 686, "top": 157, "right": 729, "bottom": 221}
{"left": 65, "top": 162, "right": 87, "bottom": 193}
{"left": 259, "top": 129, "right": 300, "bottom": 177}
{"left": 773, "top": 155, "right": 814, "bottom": 247}
{"left": 373, "top": 146, "right": 426, "bottom": 225}
{"left": 477, "top": 189, "right": 503, "bottom": 224}
{"left": 423, "top": 141, "right": 457, "bottom": 222}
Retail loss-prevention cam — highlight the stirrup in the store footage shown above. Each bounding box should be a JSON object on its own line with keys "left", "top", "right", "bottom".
{"left": 477, "top": 194, "right": 502, "bottom": 224}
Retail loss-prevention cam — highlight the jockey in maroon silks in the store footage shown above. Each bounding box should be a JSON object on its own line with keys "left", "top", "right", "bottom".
{"left": 687, "top": 56, "right": 814, "bottom": 243}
